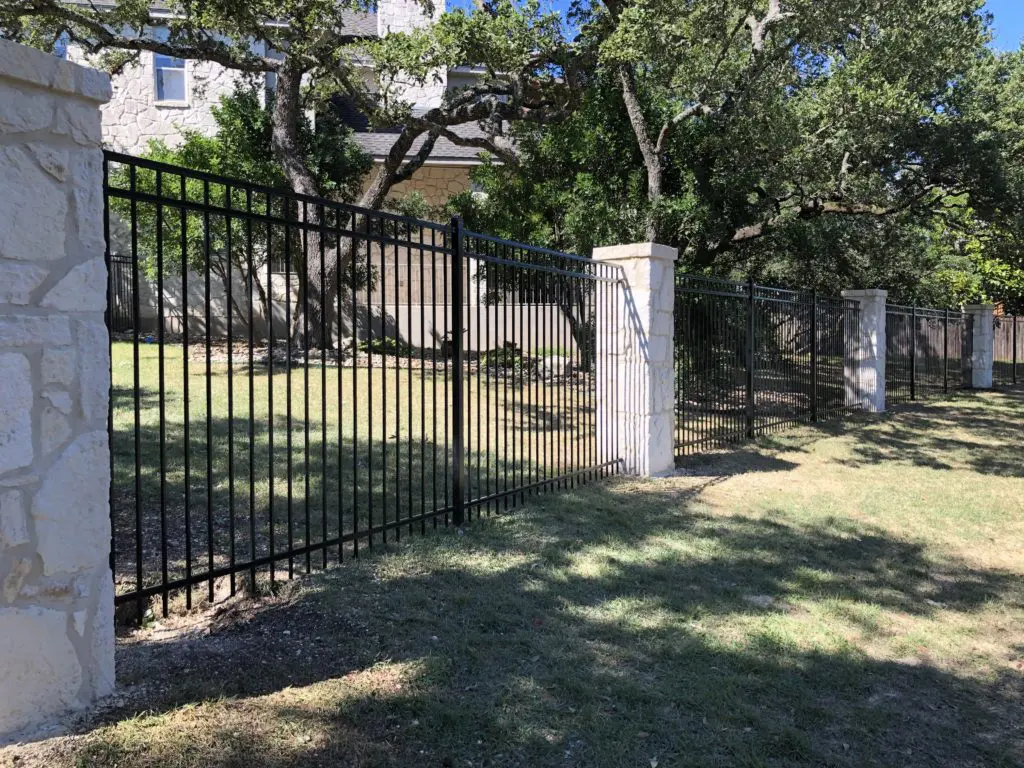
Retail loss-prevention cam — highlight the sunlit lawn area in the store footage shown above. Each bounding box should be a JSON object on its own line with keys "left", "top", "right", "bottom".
{"left": 109, "top": 341, "right": 600, "bottom": 601}
{"left": 6, "top": 388, "right": 1023, "bottom": 767}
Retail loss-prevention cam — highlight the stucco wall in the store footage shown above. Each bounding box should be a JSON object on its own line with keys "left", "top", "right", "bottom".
{"left": 381, "top": 163, "right": 473, "bottom": 207}
{"left": 68, "top": 45, "right": 248, "bottom": 154}
{"left": 0, "top": 39, "right": 114, "bottom": 741}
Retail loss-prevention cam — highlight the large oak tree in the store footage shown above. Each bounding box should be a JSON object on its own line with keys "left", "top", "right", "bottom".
{"left": 2, "top": 0, "right": 587, "bottom": 344}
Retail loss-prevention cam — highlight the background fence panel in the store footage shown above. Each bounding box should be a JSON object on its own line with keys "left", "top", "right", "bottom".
{"left": 674, "top": 276, "right": 862, "bottom": 459}
{"left": 886, "top": 305, "right": 972, "bottom": 404}
{"left": 994, "top": 315, "right": 1021, "bottom": 386}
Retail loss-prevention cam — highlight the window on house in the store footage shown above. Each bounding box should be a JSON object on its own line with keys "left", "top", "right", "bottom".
{"left": 154, "top": 54, "right": 187, "bottom": 102}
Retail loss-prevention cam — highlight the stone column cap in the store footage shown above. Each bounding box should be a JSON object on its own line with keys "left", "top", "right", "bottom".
{"left": 0, "top": 38, "right": 111, "bottom": 103}
{"left": 963, "top": 303, "right": 996, "bottom": 312}
{"left": 841, "top": 288, "right": 888, "bottom": 299}
{"left": 593, "top": 242, "right": 678, "bottom": 263}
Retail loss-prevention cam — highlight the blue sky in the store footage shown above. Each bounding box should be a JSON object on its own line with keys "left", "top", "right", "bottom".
{"left": 986, "top": 0, "right": 1024, "bottom": 50}
{"left": 451, "top": 1, "right": 1024, "bottom": 52}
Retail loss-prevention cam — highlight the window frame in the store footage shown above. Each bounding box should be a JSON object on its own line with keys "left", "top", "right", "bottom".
{"left": 153, "top": 53, "right": 189, "bottom": 105}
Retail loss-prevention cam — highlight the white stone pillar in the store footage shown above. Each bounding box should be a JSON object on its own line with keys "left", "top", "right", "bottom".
{"left": 593, "top": 243, "right": 677, "bottom": 477}
{"left": 965, "top": 304, "right": 995, "bottom": 389}
{"left": 0, "top": 39, "right": 113, "bottom": 741}
{"left": 842, "top": 289, "right": 888, "bottom": 413}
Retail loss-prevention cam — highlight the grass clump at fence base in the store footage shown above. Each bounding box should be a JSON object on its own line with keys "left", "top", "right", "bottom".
{"left": 10, "top": 389, "right": 1024, "bottom": 768}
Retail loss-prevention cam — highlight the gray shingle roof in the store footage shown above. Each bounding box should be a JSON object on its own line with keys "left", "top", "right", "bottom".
{"left": 333, "top": 98, "right": 492, "bottom": 163}
{"left": 350, "top": 123, "right": 490, "bottom": 163}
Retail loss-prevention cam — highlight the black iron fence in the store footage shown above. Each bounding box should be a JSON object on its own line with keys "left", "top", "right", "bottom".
{"left": 994, "top": 315, "right": 1022, "bottom": 386}
{"left": 107, "top": 253, "right": 134, "bottom": 331}
{"left": 885, "top": 306, "right": 972, "bottom": 404}
{"left": 103, "top": 151, "right": 621, "bottom": 620}
{"left": 674, "top": 276, "right": 862, "bottom": 458}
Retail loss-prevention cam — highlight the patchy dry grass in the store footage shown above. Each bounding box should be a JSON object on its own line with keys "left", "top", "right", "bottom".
{"left": 4, "top": 389, "right": 1023, "bottom": 767}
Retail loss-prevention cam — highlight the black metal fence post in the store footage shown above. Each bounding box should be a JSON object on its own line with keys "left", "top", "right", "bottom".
{"left": 746, "top": 277, "right": 755, "bottom": 438}
{"left": 943, "top": 308, "right": 949, "bottom": 394}
{"left": 450, "top": 216, "right": 466, "bottom": 528}
{"left": 810, "top": 290, "right": 818, "bottom": 422}
{"left": 910, "top": 305, "right": 917, "bottom": 401}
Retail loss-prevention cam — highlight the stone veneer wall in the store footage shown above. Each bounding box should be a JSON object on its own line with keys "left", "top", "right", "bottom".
{"left": 68, "top": 44, "right": 247, "bottom": 154}
{"left": 380, "top": 163, "right": 472, "bottom": 207}
{"left": 377, "top": 0, "right": 447, "bottom": 109}
{"left": 0, "top": 39, "right": 115, "bottom": 740}
{"left": 842, "top": 289, "right": 888, "bottom": 413}
{"left": 965, "top": 304, "right": 996, "bottom": 389}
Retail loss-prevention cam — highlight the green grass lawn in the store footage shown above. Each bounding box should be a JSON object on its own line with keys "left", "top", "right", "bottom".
{"left": 109, "top": 341, "right": 600, "bottom": 605}
{"left": 7, "top": 388, "right": 1023, "bottom": 767}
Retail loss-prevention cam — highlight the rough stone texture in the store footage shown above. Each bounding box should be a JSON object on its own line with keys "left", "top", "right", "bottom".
{"left": 376, "top": 0, "right": 447, "bottom": 109}
{"left": 843, "top": 290, "right": 888, "bottom": 413}
{"left": 41, "top": 348, "right": 77, "bottom": 388}
{"left": 0, "top": 146, "right": 68, "bottom": 262}
{"left": 0, "top": 608, "right": 83, "bottom": 734}
{"left": 68, "top": 44, "right": 244, "bottom": 154}
{"left": 0, "top": 353, "right": 34, "bottom": 474}
{"left": 0, "top": 38, "right": 113, "bottom": 741}
{"left": 593, "top": 243, "right": 678, "bottom": 477}
{"left": 377, "top": 163, "right": 472, "bottom": 207}
{"left": 32, "top": 432, "right": 111, "bottom": 576}
{"left": 0, "top": 315, "right": 72, "bottom": 347}
{"left": 40, "top": 406, "right": 72, "bottom": 455}
{"left": 75, "top": 319, "right": 111, "bottom": 423}
{"left": 41, "top": 259, "right": 108, "bottom": 312}
{"left": 0, "top": 491, "right": 29, "bottom": 548}
{"left": 965, "top": 304, "right": 995, "bottom": 389}
{"left": 0, "top": 262, "right": 49, "bottom": 305}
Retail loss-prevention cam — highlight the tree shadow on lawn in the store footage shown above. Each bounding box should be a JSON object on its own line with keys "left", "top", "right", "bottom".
{"left": 750, "top": 388, "right": 1024, "bottom": 478}
{"left": 77, "top": 478, "right": 1024, "bottom": 768}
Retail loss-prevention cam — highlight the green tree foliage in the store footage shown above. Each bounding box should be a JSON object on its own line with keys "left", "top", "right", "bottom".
{"left": 455, "top": 0, "right": 1024, "bottom": 309}
{"left": 3, "top": 0, "right": 583, "bottom": 346}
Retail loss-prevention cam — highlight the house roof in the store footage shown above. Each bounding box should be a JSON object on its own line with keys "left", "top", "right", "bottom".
{"left": 332, "top": 97, "right": 491, "bottom": 164}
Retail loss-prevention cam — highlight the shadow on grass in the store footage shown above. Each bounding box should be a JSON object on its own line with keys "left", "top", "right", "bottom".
{"left": 82, "top": 476, "right": 1024, "bottom": 768}
{"left": 832, "top": 387, "right": 1024, "bottom": 478}
{"left": 109, "top": 378, "right": 602, "bottom": 608}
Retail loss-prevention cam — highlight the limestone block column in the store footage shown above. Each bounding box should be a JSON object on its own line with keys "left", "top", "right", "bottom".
{"left": 593, "top": 243, "right": 678, "bottom": 477}
{"left": 842, "top": 289, "right": 888, "bottom": 413}
{"left": 0, "top": 39, "right": 113, "bottom": 741}
{"left": 965, "top": 304, "right": 995, "bottom": 389}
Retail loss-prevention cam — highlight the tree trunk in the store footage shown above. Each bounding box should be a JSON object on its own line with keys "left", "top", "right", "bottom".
{"left": 270, "top": 63, "right": 337, "bottom": 350}
{"left": 618, "top": 64, "right": 666, "bottom": 243}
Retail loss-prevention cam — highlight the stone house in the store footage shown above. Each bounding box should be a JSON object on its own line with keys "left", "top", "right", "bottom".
{"left": 63, "top": 0, "right": 484, "bottom": 207}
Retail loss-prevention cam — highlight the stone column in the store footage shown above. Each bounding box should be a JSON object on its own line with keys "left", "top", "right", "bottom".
{"left": 842, "top": 289, "right": 888, "bottom": 413}
{"left": 965, "top": 304, "right": 995, "bottom": 389}
{"left": 0, "top": 39, "right": 113, "bottom": 741}
{"left": 593, "top": 243, "right": 677, "bottom": 477}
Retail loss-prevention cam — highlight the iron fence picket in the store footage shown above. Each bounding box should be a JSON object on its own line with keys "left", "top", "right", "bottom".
{"left": 103, "top": 152, "right": 622, "bottom": 617}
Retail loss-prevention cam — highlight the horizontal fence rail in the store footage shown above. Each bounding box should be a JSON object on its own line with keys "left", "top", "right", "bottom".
{"left": 103, "top": 151, "right": 621, "bottom": 620}
{"left": 674, "top": 275, "right": 862, "bottom": 458}
{"left": 994, "top": 315, "right": 1021, "bottom": 387}
{"left": 885, "top": 305, "right": 972, "bottom": 404}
